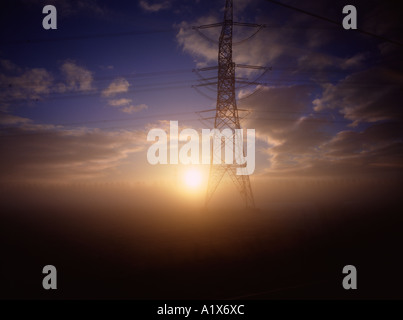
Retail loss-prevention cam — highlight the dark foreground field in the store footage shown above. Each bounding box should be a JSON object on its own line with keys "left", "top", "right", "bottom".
{"left": 1, "top": 181, "right": 402, "bottom": 300}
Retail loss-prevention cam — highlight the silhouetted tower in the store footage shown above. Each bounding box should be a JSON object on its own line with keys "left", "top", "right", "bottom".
{"left": 207, "top": 0, "right": 255, "bottom": 209}
{"left": 193, "top": 0, "right": 267, "bottom": 208}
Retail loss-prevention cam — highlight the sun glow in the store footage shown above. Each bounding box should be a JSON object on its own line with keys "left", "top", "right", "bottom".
{"left": 184, "top": 169, "right": 203, "bottom": 189}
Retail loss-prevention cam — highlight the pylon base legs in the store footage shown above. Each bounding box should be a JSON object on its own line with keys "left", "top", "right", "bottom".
{"left": 205, "top": 165, "right": 255, "bottom": 208}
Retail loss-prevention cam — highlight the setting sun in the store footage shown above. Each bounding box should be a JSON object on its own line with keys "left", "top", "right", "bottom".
{"left": 184, "top": 169, "right": 203, "bottom": 189}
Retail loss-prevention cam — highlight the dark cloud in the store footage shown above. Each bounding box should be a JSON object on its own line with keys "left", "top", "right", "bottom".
{"left": 323, "top": 122, "right": 403, "bottom": 160}
{"left": 239, "top": 85, "right": 332, "bottom": 173}
{"left": 241, "top": 84, "right": 322, "bottom": 138}
{"left": 259, "top": 121, "right": 403, "bottom": 178}
{"left": 239, "top": 80, "right": 403, "bottom": 178}
{"left": 313, "top": 67, "right": 403, "bottom": 125}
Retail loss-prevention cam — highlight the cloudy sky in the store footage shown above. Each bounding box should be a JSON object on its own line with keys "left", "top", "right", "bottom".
{"left": 0, "top": 0, "right": 402, "bottom": 189}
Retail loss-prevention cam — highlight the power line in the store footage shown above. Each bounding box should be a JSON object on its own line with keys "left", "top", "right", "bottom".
{"left": 1, "top": 77, "right": 398, "bottom": 107}
{"left": 1, "top": 104, "right": 349, "bottom": 129}
{"left": 0, "top": 24, "right": 347, "bottom": 46}
{"left": 1, "top": 29, "right": 174, "bottom": 46}
{"left": 51, "top": 109, "right": 350, "bottom": 127}
{"left": 265, "top": 0, "right": 403, "bottom": 47}
{"left": 4, "top": 116, "right": 400, "bottom": 139}
{"left": 53, "top": 111, "right": 203, "bottom": 127}
{"left": 0, "top": 68, "right": 193, "bottom": 89}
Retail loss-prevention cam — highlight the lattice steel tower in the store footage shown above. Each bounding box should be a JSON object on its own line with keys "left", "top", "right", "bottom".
{"left": 194, "top": 0, "right": 266, "bottom": 208}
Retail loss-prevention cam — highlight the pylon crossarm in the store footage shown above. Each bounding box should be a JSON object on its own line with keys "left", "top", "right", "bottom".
{"left": 195, "top": 66, "right": 219, "bottom": 72}
{"left": 197, "top": 76, "right": 218, "bottom": 82}
{"left": 236, "top": 64, "right": 271, "bottom": 70}
{"left": 193, "top": 82, "right": 219, "bottom": 87}
{"left": 233, "top": 22, "right": 266, "bottom": 28}
{"left": 193, "top": 29, "right": 219, "bottom": 44}
{"left": 233, "top": 25, "right": 266, "bottom": 46}
{"left": 193, "top": 22, "right": 224, "bottom": 29}
{"left": 236, "top": 80, "right": 263, "bottom": 85}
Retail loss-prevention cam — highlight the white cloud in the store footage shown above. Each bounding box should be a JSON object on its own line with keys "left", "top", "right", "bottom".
{"left": 0, "top": 112, "right": 31, "bottom": 125}
{"left": 121, "top": 104, "right": 148, "bottom": 114}
{"left": 0, "top": 59, "right": 95, "bottom": 111}
{"left": 102, "top": 78, "right": 130, "bottom": 97}
{"left": 102, "top": 80, "right": 147, "bottom": 114}
{"left": 139, "top": 0, "right": 171, "bottom": 12}
{"left": 108, "top": 98, "right": 132, "bottom": 107}
{"left": 58, "top": 60, "right": 94, "bottom": 92}
{"left": 0, "top": 67, "right": 53, "bottom": 108}
{"left": 0, "top": 125, "right": 146, "bottom": 182}
{"left": 175, "top": 8, "right": 369, "bottom": 80}
{"left": 175, "top": 16, "right": 224, "bottom": 66}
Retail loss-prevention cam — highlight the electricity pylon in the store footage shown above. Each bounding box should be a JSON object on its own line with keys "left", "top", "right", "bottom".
{"left": 192, "top": 0, "right": 267, "bottom": 208}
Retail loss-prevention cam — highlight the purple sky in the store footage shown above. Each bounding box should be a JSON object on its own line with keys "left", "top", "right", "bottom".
{"left": 0, "top": 0, "right": 402, "bottom": 185}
